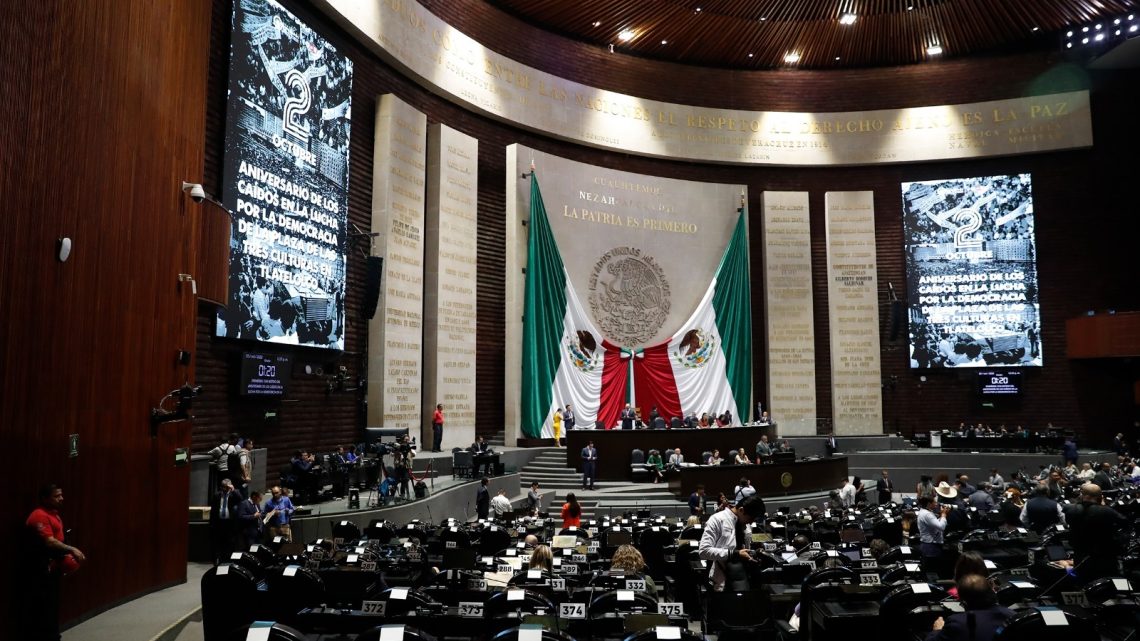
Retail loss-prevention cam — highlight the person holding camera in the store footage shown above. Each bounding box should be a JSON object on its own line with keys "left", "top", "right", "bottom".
{"left": 916, "top": 495, "right": 950, "bottom": 561}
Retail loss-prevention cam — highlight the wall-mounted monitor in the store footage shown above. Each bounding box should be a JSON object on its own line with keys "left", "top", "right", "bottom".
{"left": 976, "top": 370, "right": 1022, "bottom": 397}
{"left": 240, "top": 352, "right": 293, "bottom": 397}
{"left": 214, "top": 0, "right": 353, "bottom": 350}
{"left": 901, "top": 174, "right": 1042, "bottom": 369}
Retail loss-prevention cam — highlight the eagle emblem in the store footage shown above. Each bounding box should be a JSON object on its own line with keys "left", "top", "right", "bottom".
{"left": 673, "top": 328, "right": 716, "bottom": 369}
{"left": 566, "top": 330, "right": 601, "bottom": 373}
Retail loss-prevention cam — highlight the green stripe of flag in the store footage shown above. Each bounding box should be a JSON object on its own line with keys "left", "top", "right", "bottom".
{"left": 521, "top": 175, "right": 567, "bottom": 438}
{"left": 712, "top": 210, "right": 752, "bottom": 421}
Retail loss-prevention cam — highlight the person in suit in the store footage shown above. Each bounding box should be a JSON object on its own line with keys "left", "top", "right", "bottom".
{"left": 825, "top": 432, "right": 837, "bottom": 457}
{"left": 754, "top": 435, "right": 772, "bottom": 463}
{"left": 563, "top": 404, "right": 575, "bottom": 431}
{"left": 476, "top": 477, "right": 490, "bottom": 520}
{"left": 667, "top": 448, "right": 684, "bottom": 470}
{"left": 581, "top": 441, "right": 597, "bottom": 490}
{"left": 648, "top": 406, "right": 660, "bottom": 426}
{"left": 926, "top": 573, "right": 1013, "bottom": 641}
{"left": 876, "top": 469, "right": 895, "bottom": 504}
{"left": 472, "top": 436, "right": 492, "bottom": 476}
{"left": 235, "top": 490, "right": 264, "bottom": 548}
{"left": 210, "top": 478, "right": 241, "bottom": 564}
{"left": 620, "top": 404, "right": 636, "bottom": 430}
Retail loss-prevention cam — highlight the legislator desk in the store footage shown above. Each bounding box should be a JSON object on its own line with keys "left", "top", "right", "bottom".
{"left": 938, "top": 432, "right": 1063, "bottom": 453}
{"left": 565, "top": 425, "right": 779, "bottom": 481}
{"left": 666, "top": 457, "right": 849, "bottom": 500}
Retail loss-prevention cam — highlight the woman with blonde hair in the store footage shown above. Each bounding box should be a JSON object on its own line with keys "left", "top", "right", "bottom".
{"left": 528, "top": 544, "right": 553, "bottom": 571}
{"left": 610, "top": 544, "right": 657, "bottom": 596}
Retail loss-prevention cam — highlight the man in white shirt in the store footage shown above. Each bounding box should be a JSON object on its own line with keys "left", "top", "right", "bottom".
{"left": 490, "top": 489, "right": 512, "bottom": 518}
{"left": 916, "top": 495, "right": 950, "bottom": 560}
{"left": 988, "top": 468, "right": 1005, "bottom": 492}
{"left": 838, "top": 478, "right": 856, "bottom": 507}
{"left": 698, "top": 496, "right": 766, "bottom": 591}
{"left": 733, "top": 478, "right": 756, "bottom": 503}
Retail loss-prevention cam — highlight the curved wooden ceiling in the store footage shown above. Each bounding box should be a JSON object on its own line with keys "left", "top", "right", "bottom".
{"left": 486, "top": 0, "right": 1138, "bottom": 68}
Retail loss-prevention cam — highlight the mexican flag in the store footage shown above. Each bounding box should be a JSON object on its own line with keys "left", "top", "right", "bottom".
{"left": 521, "top": 174, "right": 751, "bottom": 438}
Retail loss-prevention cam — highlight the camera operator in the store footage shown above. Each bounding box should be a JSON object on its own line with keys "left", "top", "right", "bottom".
{"left": 392, "top": 435, "right": 416, "bottom": 499}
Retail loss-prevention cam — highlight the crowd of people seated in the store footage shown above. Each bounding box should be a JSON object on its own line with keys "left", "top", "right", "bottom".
{"left": 634, "top": 435, "right": 797, "bottom": 482}
{"left": 203, "top": 447, "right": 1140, "bottom": 641}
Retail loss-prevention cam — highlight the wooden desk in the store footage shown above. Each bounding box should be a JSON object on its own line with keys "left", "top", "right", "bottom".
{"left": 565, "top": 425, "right": 779, "bottom": 480}
{"left": 666, "top": 457, "right": 849, "bottom": 501}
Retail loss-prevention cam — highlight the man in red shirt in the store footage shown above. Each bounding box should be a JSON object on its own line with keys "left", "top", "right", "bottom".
{"left": 24, "top": 483, "right": 85, "bottom": 641}
{"left": 431, "top": 403, "right": 444, "bottom": 452}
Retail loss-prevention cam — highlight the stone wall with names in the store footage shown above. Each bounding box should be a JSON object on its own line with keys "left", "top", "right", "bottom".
{"left": 423, "top": 124, "right": 478, "bottom": 449}
{"left": 367, "top": 95, "right": 427, "bottom": 431}
{"left": 825, "top": 191, "right": 883, "bottom": 435}
{"left": 761, "top": 191, "right": 816, "bottom": 435}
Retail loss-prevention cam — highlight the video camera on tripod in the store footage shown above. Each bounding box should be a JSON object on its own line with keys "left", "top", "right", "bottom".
{"left": 364, "top": 427, "right": 412, "bottom": 458}
{"left": 376, "top": 436, "right": 417, "bottom": 460}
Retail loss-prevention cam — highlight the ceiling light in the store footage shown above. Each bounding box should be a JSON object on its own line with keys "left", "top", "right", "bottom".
{"left": 1067, "top": 31, "right": 1073, "bottom": 37}
{"left": 1082, "top": 37, "right": 1089, "bottom": 43}
{"left": 784, "top": 52, "right": 801, "bottom": 63}
{"left": 1082, "top": 26, "right": 1089, "bottom": 32}
{"left": 1116, "top": 29, "right": 1122, "bottom": 35}
{"left": 1132, "top": 25, "right": 1139, "bottom": 32}
{"left": 618, "top": 29, "right": 635, "bottom": 42}
{"left": 1095, "top": 24, "right": 1102, "bottom": 29}
{"left": 907, "top": 5, "right": 914, "bottom": 10}
{"left": 748, "top": 53, "right": 754, "bottom": 57}
{"left": 660, "top": 39, "right": 668, "bottom": 45}
{"left": 839, "top": 12, "right": 857, "bottom": 25}
{"left": 695, "top": 7, "right": 701, "bottom": 12}
{"left": 835, "top": 56, "right": 841, "bottom": 60}
{"left": 592, "top": 21, "right": 601, "bottom": 27}
{"left": 759, "top": 16, "right": 767, "bottom": 21}
{"left": 1031, "top": 27, "right": 1039, "bottom": 32}
{"left": 1095, "top": 33, "right": 1105, "bottom": 41}
{"left": 1066, "top": 42, "right": 1073, "bottom": 48}
{"left": 926, "top": 45, "right": 943, "bottom": 55}
{"left": 1114, "top": 18, "right": 1121, "bottom": 25}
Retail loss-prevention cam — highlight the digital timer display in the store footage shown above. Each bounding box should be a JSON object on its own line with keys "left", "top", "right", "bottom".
{"left": 240, "top": 353, "right": 292, "bottom": 397}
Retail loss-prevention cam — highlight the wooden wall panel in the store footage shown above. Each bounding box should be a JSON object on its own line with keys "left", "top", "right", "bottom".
{"left": 0, "top": 0, "right": 210, "bottom": 626}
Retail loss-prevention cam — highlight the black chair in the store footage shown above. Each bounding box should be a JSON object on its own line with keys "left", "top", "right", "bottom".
{"left": 479, "top": 526, "right": 513, "bottom": 555}
{"left": 706, "top": 589, "right": 768, "bottom": 641}
{"left": 485, "top": 588, "right": 556, "bottom": 619}
{"left": 240, "top": 622, "right": 307, "bottom": 641}
{"left": 671, "top": 417, "right": 684, "bottom": 429}
{"left": 621, "top": 625, "right": 704, "bottom": 641}
{"left": 357, "top": 624, "right": 439, "bottom": 641}
{"left": 264, "top": 566, "right": 326, "bottom": 625}
{"left": 202, "top": 564, "right": 260, "bottom": 641}
{"left": 630, "top": 449, "right": 650, "bottom": 482}
{"left": 589, "top": 571, "right": 646, "bottom": 592}
{"left": 492, "top": 628, "right": 578, "bottom": 641}
{"left": 332, "top": 520, "right": 361, "bottom": 544}
{"left": 365, "top": 519, "right": 398, "bottom": 543}
{"left": 878, "top": 582, "right": 947, "bottom": 624}
{"left": 595, "top": 420, "right": 606, "bottom": 430}
{"left": 419, "top": 568, "right": 489, "bottom": 606}
{"left": 994, "top": 577, "right": 1042, "bottom": 606}
{"left": 372, "top": 586, "right": 440, "bottom": 616}
{"left": 453, "top": 450, "right": 473, "bottom": 479}
{"left": 653, "top": 417, "right": 666, "bottom": 429}
{"left": 995, "top": 607, "right": 1098, "bottom": 641}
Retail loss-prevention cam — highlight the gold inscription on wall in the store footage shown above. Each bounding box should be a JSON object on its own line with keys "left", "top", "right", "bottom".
{"left": 325, "top": 0, "right": 1094, "bottom": 166}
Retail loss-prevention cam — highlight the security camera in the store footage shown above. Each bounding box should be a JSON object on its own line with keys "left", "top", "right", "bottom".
{"left": 181, "top": 181, "right": 206, "bottom": 203}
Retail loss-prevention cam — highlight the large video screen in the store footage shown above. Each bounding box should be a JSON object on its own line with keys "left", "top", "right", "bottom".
{"left": 215, "top": 0, "right": 353, "bottom": 350}
{"left": 902, "top": 174, "right": 1042, "bottom": 368}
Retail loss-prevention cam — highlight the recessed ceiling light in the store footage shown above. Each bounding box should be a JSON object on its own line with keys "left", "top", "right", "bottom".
{"left": 759, "top": 16, "right": 767, "bottom": 21}
{"left": 1114, "top": 18, "right": 1121, "bottom": 25}
{"left": 907, "top": 5, "right": 914, "bottom": 10}
{"left": 695, "top": 7, "right": 701, "bottom": 12}
{"left": 1095, "top": 33, "right": 1105, "bottom": 41}
{"left": 784, "top": 52, "right": 801, "bottom": 64}
{"left": 660, "top": 39, "right": 668, "bottom": 45}
{"left": 748, "top": 53, "right": 754, "bottom": 57}
{"left": 926, "top": 45, "right": 943, "bottom": 55}
{"left": 592, "top": 21, "right": 601, "bottom": 27}
{"left": 1095, "top": 24, "right": 1102, "bottom": 30}
{"left": 618, "top": 29, "right": 635, "bottom": 42}
{"left": 1082, "top": 26, "right": 1089, "bottom": 32}
{"left": 1031, "top": 26, "right": 1039, "bottom": 32}
{"left": 839, "top": 12, "right": 857, "bottom": 26}
{"left": 835, "top": 56, "right": 841, "bottom": 60}
{"left": 1081, "top": 37, "right": 1089, "bottom": 43}
{"left": 1067, "top": 42, "right": 1073, "bottom": 48}
{"left": 1067, "top": 31, "right": 1073, "bottom": 37}
{"left": 1115, "top": 29, "right": 1121, "bottom": 35}
{"left": 1132, "top": 25, "right": 1139, "bottom": 32}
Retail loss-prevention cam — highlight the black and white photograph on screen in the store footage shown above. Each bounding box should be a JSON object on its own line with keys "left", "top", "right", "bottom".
{"left": 901, "top": 173, "right": 1042, "bottom": 369}
{"left": 216, "top": 0, "right": 353, "bottom": 350}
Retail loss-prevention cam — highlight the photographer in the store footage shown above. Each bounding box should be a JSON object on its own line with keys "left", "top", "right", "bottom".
{"left": 392, "top": 435, "right": 416, "bottom": 499}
